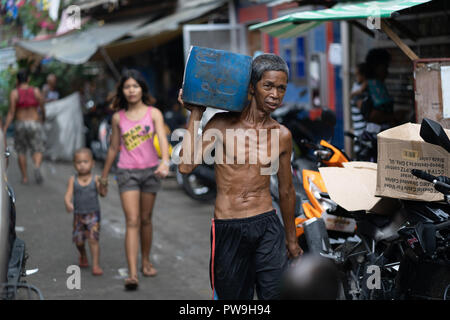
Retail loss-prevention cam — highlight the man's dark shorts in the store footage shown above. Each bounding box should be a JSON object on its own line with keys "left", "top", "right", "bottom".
{"left": 210, "top": 210, "right": 288, "bottom": 300}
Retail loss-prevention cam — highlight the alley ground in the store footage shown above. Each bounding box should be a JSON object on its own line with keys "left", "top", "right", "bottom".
{"left": 7, "top": 144, "right": 215, "bottom": 300}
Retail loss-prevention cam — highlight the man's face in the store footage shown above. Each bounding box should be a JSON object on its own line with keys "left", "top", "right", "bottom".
{"left": 47, "top": 75, "right": 56, "bottom": 87}
{"left": 253, "top": 70, "right": 288, "bottom": 113}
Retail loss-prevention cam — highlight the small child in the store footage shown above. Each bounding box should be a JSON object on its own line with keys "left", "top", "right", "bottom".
{"left": 64, "top": 148, "right": 106, "bottom": 276}
{"left": 350, "top": 63, "right": 368, "bottom": 102}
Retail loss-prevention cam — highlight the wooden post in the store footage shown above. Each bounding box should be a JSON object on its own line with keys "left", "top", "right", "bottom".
{"left": 100, "top": 47, "right": 121, "bottom": 81}
{"left": 380, "top": 20, "right": 419, "bottom": 61}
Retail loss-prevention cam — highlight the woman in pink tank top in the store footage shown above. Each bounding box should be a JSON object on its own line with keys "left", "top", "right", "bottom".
{"left": 101, "top": 69, "right": 170, "bottom": 290}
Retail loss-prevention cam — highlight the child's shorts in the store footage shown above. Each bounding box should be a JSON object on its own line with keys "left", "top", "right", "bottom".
{"left": 116, "top": 166, "right": 161, "bottom": 194}
{"left": 73, "top": 211, "right": 100, "bottom": 245}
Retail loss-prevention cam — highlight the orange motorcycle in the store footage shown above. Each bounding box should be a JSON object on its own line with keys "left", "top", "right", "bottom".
{"left": 292, "top": 139, "right": 357, "bottom": 245}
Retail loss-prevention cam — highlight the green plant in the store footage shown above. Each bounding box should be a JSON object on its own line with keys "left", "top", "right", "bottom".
{"left": 0, "top": 66, "right": 18, "bottom": 116}
{"left": 38, "top": 60, "right": 95, "bottom": 96}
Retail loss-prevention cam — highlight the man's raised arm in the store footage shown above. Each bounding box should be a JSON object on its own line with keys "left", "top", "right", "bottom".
{"left": 177, "top": 89, "right": 206, "bottom": 174}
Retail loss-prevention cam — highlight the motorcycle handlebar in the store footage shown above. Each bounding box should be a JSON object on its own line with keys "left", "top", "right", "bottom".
{"left": 314, "top": 149, "right": 332, "bottom": 160}
{"left": 436, "top": 219, "right": 450, "bottom": 231}
{"left": 411, "top": 169, "right": 436, "bottom": 183}
{"left": 411, "top": 169, "right": 450, "bottom": 196}
{"left": 299, "top": 139, "right": 319, "bottom": 150}
{"left": 435, "top": 181, "right": 450, "bottom": 196}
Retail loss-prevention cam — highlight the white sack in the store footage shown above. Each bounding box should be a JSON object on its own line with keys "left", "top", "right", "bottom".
{"left": 44, "top": 92, "right": 84, "bottom": 161}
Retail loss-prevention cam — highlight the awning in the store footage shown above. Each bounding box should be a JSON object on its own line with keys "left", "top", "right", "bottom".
{"left": 128, "top": 0, "right": 227, "bottom": 38}
{"left": 73, "top": 0, "right": 119, "bottom": 10}
{"left": 249, "top": 0, "right": 432, "bottom": 38}
{"left": 90, "top": 0, "right": 227, "bottom": 61}
{"left": 15, "top": 17, "right": 151, "bottom": 65}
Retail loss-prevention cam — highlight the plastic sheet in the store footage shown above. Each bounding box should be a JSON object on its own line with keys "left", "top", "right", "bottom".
{"left": 44, "top": 92, "right": 84, "bottom": 161}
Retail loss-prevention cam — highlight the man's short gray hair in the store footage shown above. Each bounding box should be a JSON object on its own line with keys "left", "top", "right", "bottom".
{"left": 250, "top": 53, "right": 289, "bottom": 88}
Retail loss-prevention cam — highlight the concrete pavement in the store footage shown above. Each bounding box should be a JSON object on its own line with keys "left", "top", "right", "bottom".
{"left": 7, "top": 147, "right": 215, "bottom": 300}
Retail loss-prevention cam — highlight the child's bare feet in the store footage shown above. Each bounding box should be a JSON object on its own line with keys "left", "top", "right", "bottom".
{"left": 92, "top": 265, "right": 103, "bottom": 276}
{"left": 141, "top": 261, "right": 157, "bottom": 277}
{"left": 124, "top": 275, "right": 138, "bottom": 290}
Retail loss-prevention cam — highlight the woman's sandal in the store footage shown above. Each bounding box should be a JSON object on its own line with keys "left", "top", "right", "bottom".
{"left": 141, "top": 263, "right": 157, "bottom": 277}
{"left": 79, "top": 256, "right": 89, "bottom": 268}
{"left": 92, "top": 266, "right": 103, "bottom": 276}
{"left": 124, "top": 276, "right": 139, "bottom": 291}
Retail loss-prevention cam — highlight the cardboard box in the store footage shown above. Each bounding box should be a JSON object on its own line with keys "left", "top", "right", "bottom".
{"left": 319, "top": 162, "right": 400, "bottom": 215}
{"left": 376, "top": 123, "right": 450, "bottom": 202}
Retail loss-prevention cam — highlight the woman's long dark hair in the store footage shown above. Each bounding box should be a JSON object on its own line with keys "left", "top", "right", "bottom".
{"left": 112, "top": 69, "right": 155, "bottom": 110}
{"left": 17, "top": 69, "right": 29, "bottom": 85}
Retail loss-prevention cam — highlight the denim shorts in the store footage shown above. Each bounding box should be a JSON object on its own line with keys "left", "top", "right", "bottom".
{"left": 116, "top": 166, "right": 161, "bottom": 194}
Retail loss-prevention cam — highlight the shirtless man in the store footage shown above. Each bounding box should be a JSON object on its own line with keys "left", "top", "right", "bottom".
{"left": 178, "top": 54, "right": 302, "bottom": 300}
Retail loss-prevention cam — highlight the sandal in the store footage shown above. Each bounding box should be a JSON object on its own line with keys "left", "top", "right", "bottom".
{"left": 124, "top": 276, "right": 139, "bottom": 291}
{"left": 92, "top": 266, "right": 103, "bottom": 276}
{"left": 79, "top": 256, "right": 89, "bottom": 268}
{"left": 141, "top": 263, "right": 157, "bottom": 277}
{"left": 34, "top": 168, "right": 43, "bottom": 184}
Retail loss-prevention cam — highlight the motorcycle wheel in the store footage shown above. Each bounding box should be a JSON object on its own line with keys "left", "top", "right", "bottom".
{"left": 176, "top": 167, "right": 184, "bottom": 186}
{"left": 181, "top": 173, "right": 216, "bottom": 201}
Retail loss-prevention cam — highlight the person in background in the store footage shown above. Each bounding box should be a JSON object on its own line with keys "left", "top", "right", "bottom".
{"left": 364, "top": 48, "right": 394, "bottom": 131}
{"left": 350, "top": 63, "right": 369, "bottom": 153}
{"left": 42, "top": 73, "right": 60, "bottom": 103}
{"left": 3, "top": 69, "right": 45, "bottom": 184}
{"left": 101, "top": 69, "right": 170, "bottom": 290}
{"left": 64, "top": 148, "right": 106, "bottom": 276}
{"left": 164, "top": 100, "right": 187, "bottom": 132}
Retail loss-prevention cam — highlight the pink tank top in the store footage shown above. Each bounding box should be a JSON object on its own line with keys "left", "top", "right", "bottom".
{"left": 117, "top": 107, "right": 160, "bottom": 169}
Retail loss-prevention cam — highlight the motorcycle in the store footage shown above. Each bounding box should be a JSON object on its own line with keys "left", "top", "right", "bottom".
{"left": 345, "top": 129, "right": 378, "bottom": 162}
{"left": 90, "top": 115, "right": 112, "bottom": 162}
{"left": 0, "top": 136, "right": 43, "bottom": 300}
{"left": 272, "top": 138, "right": 358, "bottom": 251}
{"left": 177, "top": 164, "right": 216, "bottom": 201}
{"left": 393, "top": 119, "right": 450, "bottom": 300}
{"left": 271, "top": 102, "right": 336, "bottom": 158}
{"left": 317, "top": 118, "right": 450, "bottom": 300}
{"left": 269, "top": 155, "right": 305, "bottom": 225}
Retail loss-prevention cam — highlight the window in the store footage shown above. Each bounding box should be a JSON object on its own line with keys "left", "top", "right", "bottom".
{"left": 279, "top": 37, "right": 307, "bottom": 85}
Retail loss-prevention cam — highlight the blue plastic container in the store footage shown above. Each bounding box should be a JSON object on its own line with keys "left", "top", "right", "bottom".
{"left": 182, "top": 46, "right": 252, "bottom": 112}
